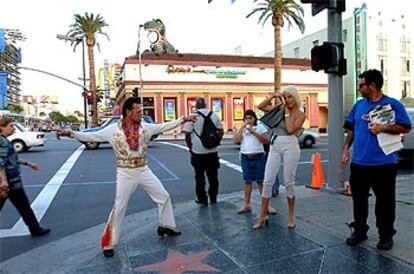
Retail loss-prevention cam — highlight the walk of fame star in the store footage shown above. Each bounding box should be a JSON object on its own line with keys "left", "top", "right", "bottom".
{"left": 137, "top": 248, "right": 220, "bottom": 273}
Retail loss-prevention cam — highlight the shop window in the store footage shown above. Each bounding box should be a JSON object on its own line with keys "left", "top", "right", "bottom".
{"left": 143, "top": 97, "right": 154, "bottom": 107}
{"left": 211, "top": 98, "right": 224, "bottom": 121}
{"left": 187, "top": 98, "right": 196, "bottom": 115}
{"left": 163, "top": 98, "right": 177, "bottom": 122}
{"left": 233, "top": 98, "right": 245, "bottom": 121}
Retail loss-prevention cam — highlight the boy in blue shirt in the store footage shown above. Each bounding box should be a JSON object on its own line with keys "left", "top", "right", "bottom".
{"left": 342, "top": 69, "right": 411, "bottom": 250}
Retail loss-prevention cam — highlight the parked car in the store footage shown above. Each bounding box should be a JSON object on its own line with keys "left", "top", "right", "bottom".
{"left": 298, "top": 129, "right": 320, "bottom": 148}
{"left": 8, "top": 122, "right": 46, "bottom": 153}
{"left": 81, "top": 115, "right": 159, "bottom": 150}
{"left": 399, "top": 108, "right": 414, "bottom": 164}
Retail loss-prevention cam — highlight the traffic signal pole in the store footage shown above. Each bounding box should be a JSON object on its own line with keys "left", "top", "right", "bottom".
{"left": 326, "top": 0, "right": 345, "bottom": 191}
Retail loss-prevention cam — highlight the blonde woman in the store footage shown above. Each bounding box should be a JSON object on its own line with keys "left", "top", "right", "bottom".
{"left": 254, "top": 86, "right": 305, "bottom": 229}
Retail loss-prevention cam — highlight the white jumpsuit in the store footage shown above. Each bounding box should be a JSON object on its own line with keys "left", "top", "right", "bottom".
{"left": 72, "top": 117, "right": 185, "bottom": 250}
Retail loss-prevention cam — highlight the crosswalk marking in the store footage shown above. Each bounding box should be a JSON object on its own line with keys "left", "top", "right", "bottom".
{"left": 0, "top": 145, "right": 85, "bottom": 238}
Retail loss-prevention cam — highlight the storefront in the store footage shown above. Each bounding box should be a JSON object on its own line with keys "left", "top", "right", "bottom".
{"left": 115, "top": 53, "right": 328, "bottom": 132}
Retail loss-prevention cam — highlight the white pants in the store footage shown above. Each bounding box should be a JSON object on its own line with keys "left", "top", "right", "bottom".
{"left": 101, "top": 166, "right": 176, "bottom": 249}
{"left": 262, "top": 135, "right": 300, "bottom": 198}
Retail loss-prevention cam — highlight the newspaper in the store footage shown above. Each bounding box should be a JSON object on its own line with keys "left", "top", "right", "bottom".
{"left": 368, "top": 104, "right": 403, "bottom": 155}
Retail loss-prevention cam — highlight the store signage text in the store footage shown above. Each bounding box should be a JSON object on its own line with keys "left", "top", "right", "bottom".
{"left": 166, "top": 65, "right": 247, "bottom": 79}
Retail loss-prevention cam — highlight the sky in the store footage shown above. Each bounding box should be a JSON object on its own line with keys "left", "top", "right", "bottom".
{"left": 2, "top": 0, "right": 411, "bottom": 113}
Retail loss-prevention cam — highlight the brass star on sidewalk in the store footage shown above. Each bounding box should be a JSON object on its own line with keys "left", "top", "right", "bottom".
{"left": 137, "top": 248, "right": 220, "bottom": 274}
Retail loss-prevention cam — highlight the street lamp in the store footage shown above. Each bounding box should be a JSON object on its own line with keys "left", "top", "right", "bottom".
{"left": 136, "top": 25, "right": 144, "bottom": 104}
{"left": 56, "top": 34, "right": 88, "bottom": 128}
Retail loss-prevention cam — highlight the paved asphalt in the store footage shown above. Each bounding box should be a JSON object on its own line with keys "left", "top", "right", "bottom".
{"left": 0, "top": 133, "right": 413, "bottom": 273}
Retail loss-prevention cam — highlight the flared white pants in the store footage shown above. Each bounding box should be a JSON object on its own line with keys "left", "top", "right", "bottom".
{"left": 101, "top": 166, "right": 176, "bottom": 250}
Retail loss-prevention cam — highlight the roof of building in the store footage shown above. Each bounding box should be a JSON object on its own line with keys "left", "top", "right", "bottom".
{"left": 124, "top": 52, "right": 311, "bottom": 70}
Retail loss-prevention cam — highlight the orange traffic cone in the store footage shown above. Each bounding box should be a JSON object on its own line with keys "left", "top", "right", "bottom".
{"left": 306, "top": 152, "right": 324, "bottom": 189}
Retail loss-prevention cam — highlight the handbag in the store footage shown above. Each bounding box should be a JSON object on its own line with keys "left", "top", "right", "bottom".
{"left": 259, "top": 104, "right": 285, "bottom": 129}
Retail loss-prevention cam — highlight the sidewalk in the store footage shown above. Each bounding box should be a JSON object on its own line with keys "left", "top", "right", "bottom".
{"left": 1, "top": 177, "right": 413, "bottom": 273}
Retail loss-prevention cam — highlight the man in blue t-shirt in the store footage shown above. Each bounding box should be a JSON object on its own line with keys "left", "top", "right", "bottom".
{"left": 342, "top": 69, "right": 411, "bottom": 250}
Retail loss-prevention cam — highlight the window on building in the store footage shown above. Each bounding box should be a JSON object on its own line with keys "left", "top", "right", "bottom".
{"left": 379, "top": 58, "right": 385, "bottom": 75}
{"left": 294, "top": 47, "right": 300, "bottom": 58}
{"left": 163, "top": 97, "right": 177, "bottom": 122}
{"left": 342, "top": 29, "right": 347, "bottom": 42}
{"left": 312, "top": 40, "right": 319, "bottom": 46}
{"left": 383, "top": 80, "right": 388, "bottom": 94}
{"left": 401, "top": 38, "right": 410, "bottom": 53}
{"left": 211, "top": 98, "right": 224, "bottom": 120}
{"left": 233, "top": 98, "right": 245, "bottom": 121}
{"left": 401, "top": 57, "right": 410, "bottom": 74}
{"left": 143, "top": 97, "right": 154, "bottom": 107}
{"left": 187, "top": 98, "right": 196, "bottom": 116}
{"left": 143, "top": 97, "right": 155, "bottom": 120}
{"left": 377, "top": 35, "right": 387, "bottom": 51}
{"left": 401, "top": 81, "right": 411, "bottom": 98}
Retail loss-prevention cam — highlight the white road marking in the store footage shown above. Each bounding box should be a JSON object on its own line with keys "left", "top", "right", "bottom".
{"left": 0, "top": 145, "right": 85, "bottom": 238}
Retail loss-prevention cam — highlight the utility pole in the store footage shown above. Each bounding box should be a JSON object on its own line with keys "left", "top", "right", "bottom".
{"left": 327, "top": 0, "right": 344, "bottom": 190}
{"left": 137, "top": 25, "right": 144, "bottom": 104}
{"left": 301, "top": 0, "right": 346, "bottom": 191}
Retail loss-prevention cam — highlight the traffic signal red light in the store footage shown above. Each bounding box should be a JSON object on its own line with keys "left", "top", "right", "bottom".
{"left": 85, "top": 91, "right": 93, "bottom": 105}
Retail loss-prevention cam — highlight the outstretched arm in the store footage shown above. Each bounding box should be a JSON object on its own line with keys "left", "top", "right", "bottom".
{"left": 56, "top": 124, "right": 115, "bottom": 143}
{"left": 145, "top": 115, "right": 197, "bottom": 137}
{"left": 19, "top": 160, "right": 40, "bottom": 171}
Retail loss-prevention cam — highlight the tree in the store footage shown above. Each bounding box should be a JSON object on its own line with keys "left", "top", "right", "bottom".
{"left": 49, "top": 111, "right": 66, "bottom": 123}
{"left": 66, "top": 12, "right": 109, "bottom": 127}
{"left": 247, "top": 0, "right": 305, "bottom": 93}
{"left": 39, "top": 112, "right": 46, "bottom": 117}
{"left": 66, "top": 115, "right": 79, "bottom": 123}
{"left": 6, "top": 105, "right": 24, "bottom": 114}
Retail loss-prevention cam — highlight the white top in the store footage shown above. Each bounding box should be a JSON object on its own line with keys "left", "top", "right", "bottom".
{"left": 182, "top": 108, "right": 223, "bottom": 154}
{"left": 72, "top": 117, "right": 184, "bottom": 161}
{"left": 240, "top": 123, "right": 267, "bottom": 154}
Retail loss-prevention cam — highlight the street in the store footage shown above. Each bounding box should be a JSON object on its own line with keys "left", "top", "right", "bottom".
{"left": 0, "top": 133, "right": 412, "bottom": 261}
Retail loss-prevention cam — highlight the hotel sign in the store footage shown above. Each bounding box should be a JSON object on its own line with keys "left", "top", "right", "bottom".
{"left": 166, "top": 65, "right": 246, "bottom": 79}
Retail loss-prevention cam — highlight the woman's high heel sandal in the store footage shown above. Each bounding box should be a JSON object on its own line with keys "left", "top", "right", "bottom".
{"left": 157, "top": 226, "right": 182, "bottom": 237}
{"left": 253, "top": 217, "right": 269, "bottom": 229}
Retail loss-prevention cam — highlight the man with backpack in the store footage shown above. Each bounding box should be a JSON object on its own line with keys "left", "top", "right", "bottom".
{"left": 183, "top": 97, "right": 224, "bottom": 206}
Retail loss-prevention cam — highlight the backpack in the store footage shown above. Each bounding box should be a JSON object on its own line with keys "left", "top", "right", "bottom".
{"left": 194, "top": 111, "right": 222, "bottom": 149}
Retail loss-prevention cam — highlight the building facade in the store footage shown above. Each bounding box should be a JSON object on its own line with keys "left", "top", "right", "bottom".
{"left": 281, "top": 3, "right": 413, "bottom": 113}
{"left": 0, "top": 29, "right": 22, "bottom": 109}
{"left": 115, "top": 53, "right": 328, "bottom": 132}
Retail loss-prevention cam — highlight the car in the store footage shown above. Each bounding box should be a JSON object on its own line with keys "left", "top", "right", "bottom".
{"left": 399, "top": 108, "right": 414, "bottom": 164}
{"left": 81, "top": 115, "right": 159, "bottom": 150}
{"left": 298, "top": 129, "right": 320, "bottom": 148}
{"left": 8, "top": 122, "right": 46, "bottom": 153}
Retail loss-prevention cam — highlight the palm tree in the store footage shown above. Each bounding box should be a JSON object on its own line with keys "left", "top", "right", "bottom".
{"left": 247, "top": 0, "right": 305, "bottom": 93}
{"left": 66, "top": 12, "right": 109, "bottom": 127}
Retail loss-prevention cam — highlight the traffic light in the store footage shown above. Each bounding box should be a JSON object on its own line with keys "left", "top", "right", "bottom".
{"left": 311, "top": 42, "right": 347, "bottom": 76}
{"left": 300, "top": 0, "right": 345, "bottom": 16}
{"left": 85, "top": 90, "right": 93, "bottom": 105}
